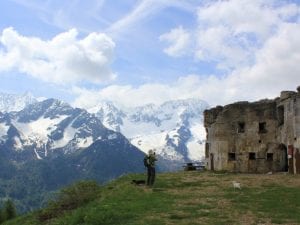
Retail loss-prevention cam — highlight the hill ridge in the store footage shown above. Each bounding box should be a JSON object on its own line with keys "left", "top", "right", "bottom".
{"left": 4, "top": 171, "right": 300, "bottom": 225}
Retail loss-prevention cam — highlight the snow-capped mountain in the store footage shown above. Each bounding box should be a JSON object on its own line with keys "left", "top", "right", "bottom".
{"left": 0, "top": 98, "right": 144, "bottom": 162}
{"left": 0, "top": 92, "right": 37, "bottom": 112}
{"left": 0, "top": 98, "right": 146, "bottom": 212}
{"left": 89, "top": 101, "right": 125, "bottom": 133}
{"left": 0, "top": 93, "right": 209, "bottom": 170}
{"left": 89, "top": 99, "right": 209, "bottom": 169}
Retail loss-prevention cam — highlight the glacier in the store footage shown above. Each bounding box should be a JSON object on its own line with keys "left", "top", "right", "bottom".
{"left": 88, "top": 98, "right": 209, "bottom": 168}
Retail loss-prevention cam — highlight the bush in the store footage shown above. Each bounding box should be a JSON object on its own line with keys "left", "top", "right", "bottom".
{"left": 0, "top": 209, "right": 4, "bottom": 224}
{"left": 38, "top": 180, "right": 100, "bottom": 222}
{"left": 4, "top": 200, "right": 17, "bottom": 220}
{"left": 0, "top": 199, "right": 17, "bottom": 223}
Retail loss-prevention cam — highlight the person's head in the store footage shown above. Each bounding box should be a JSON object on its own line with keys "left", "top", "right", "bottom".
{"left": 148, "top": 149, "right": 153, "bottom": 155}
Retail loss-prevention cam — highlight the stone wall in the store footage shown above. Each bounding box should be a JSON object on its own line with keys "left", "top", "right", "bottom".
{"left": 204, "top": 87, "right": 300, "bottom": 174}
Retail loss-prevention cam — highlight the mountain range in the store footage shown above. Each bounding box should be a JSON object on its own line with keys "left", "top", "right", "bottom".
{"left": 0, "top": 92, "right": 209, "bottom": 168}
{"left": 88, "top": 98, "right": 209, "bottom": 169}
{"left": 0, "top": 97, "right": 145, "bottom": 212}
{"left": 0, "top": 92, "right": 208, "bottom": 212}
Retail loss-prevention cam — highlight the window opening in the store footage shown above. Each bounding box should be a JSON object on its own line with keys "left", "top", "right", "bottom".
{"left": 277, "top": 106, "right": 284, "bottom": 126}
{"left": 237, "top": 122, "right": 245, "bottom": 133}
{"left": 249, "top": 152, "right": 256, "bottom": 160}
{"left": 228, "top": 153, "right": 236, "bottom": 161}
{"left": 267, "top": 153, "right": 273, "bottom": 161}
{"left": 259, "top": 122, "right": 267, "bottom": 133}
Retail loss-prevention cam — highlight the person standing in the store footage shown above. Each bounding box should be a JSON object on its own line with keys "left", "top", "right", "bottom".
{"left": 144, "top": 149, "right": 157, "bottom": 186}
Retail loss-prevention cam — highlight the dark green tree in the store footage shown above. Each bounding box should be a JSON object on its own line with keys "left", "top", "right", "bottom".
{"left": 3, "top": 199, "right": 17, "bottom": 221}
{"left": 0, "top": 207, "right": 5, "bottom": 224}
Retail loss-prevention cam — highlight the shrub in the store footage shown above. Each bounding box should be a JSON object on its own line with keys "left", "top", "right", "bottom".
{"left": 4, "top": 200, "right": 17, "bottom": 220}
{"left": 0, "top": 199, "right": 17, "bottom": 223}
{"left": 38, "top": 180, "right": 100, "bottom": 222}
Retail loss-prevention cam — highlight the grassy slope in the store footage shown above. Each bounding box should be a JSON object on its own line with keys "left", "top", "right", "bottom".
{"left": 4, "top": 171, "right": 300, "bottom": 225}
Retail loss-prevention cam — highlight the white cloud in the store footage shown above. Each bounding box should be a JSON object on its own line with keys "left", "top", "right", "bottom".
{"left": 195, "top": 25, "right": 252, "bottom": 70}
{"left": 73, "top": 19, "right": 300, "bottom": 109}
{"left": 241, "top": 23, "right": 300, "bottom": 90}
{"left": 0, "top": 27, "right": 116, "bottom": 84}
{"left": 161, "top": 0, "right": 300, "bottom": 71}
{"left": 194, "top": 0, "right": 295, "bottom": 69}
{"left": 72, "top": 77, "right": 206, "bottom": 109}
{"left": 107, "top": 0, "right": 166, "bottom": 37}
{"left": 73, "top": 84, "right": 168, "bottom": 109}
{"left": 159, "top": 26, "right": 191, "bottom": 57}
{"left": 130, "top": 0, "right": 300, "bottom": 107}
{"left": 197, "top": 0, "right": 281, "bottom": 38}
{"left": 107, "top": 0, "right": 196, "bottom": 37}
{"left": 4, "top": 0, "right": 300, "bottom": 109}
{"left": 70, "top": 73, "right": 257, "bottom": 110}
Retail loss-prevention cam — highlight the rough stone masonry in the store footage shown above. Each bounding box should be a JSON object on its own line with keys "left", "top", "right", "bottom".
{"left": 204, "top": 86, "right": 300, "bottom": 174}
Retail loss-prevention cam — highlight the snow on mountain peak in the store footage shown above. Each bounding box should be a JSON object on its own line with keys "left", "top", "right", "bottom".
{"left": 0, "top": 93, "right": 210, "bottom": 171}
{"left": 0, "top": 92, "right": 37, "bottom": 112}
{"left": 0, "top": 98, "right": 115, "bottom": 159}
{"left": 90, "top": 98, "right": 209, "bottom": 166}
{"left": 87, "top": 101, "right": 125, "bottom": 132}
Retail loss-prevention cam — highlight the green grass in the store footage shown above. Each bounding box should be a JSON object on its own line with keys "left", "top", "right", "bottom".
{"left": 224, "top": 185, "right": 300, "bottom": 224}
{"left": 3, "top": 171, "right": 300, "bottom": 225}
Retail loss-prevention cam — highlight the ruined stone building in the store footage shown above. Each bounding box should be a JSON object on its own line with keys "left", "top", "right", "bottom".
{"left": 204, "top": 87, "right": 300, "bottom": 174}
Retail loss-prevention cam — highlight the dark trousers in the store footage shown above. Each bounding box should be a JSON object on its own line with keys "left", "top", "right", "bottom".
{"left": 147, "top": 166, "right": 156, "bottom": 186}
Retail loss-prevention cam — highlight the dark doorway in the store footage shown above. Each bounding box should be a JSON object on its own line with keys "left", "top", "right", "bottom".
{"left": 267, "top": 153, "right": 273, "bottom": 161}
{"left": 210, "top": 153, "right": 214, "bottom": 171}
{"left": 295, "top": 148, "right": 300, "bottom": 174}
{"left": 288, "top": 145, "right": 294, "bottom": 174}
{"left": 279, "top": 144, "right": 288, "bottom": 172}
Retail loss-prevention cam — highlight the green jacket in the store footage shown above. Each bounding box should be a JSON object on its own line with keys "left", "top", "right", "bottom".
{"left": 147, "top": 154, "right": 157, "bottom": 167}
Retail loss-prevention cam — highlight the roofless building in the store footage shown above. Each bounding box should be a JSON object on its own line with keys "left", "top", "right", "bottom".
{"left": 204, "top": 87, "right": 300, "bottom": 174}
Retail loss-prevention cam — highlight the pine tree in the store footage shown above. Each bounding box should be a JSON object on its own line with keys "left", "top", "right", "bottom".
{"left": 0, "top": 207, "right": 5, "bottom": 224}
{"left": 3, "top": 199, "right": 17, "bottom": 221}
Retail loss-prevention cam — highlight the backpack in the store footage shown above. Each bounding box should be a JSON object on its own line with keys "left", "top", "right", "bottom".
{"left": 143, "top": 156, "right": 149, "bottom": 167}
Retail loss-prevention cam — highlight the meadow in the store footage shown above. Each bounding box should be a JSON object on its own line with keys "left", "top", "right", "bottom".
{"left": 4, "top": 171, "right": 300, "bottom": 225}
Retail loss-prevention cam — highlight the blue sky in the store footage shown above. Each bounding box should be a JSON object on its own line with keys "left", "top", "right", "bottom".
{"left": 1, "top": 0, "right": 300, "bottom": 108}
